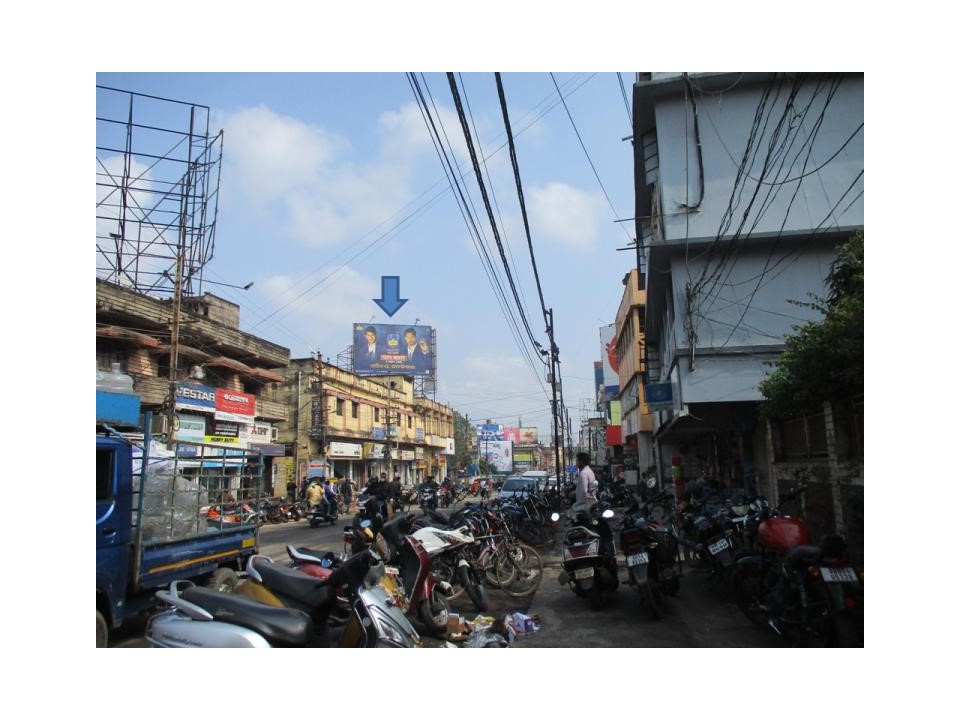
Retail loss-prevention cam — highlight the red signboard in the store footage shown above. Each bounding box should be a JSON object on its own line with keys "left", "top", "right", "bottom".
{"left": 605, "top": 425, "right": 622, "bottom": 446}
{"left": 215, "top": 388, "right": 256, "bottom": 417}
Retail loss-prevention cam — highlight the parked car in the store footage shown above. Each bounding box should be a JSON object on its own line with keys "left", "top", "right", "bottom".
{"left": 498, "top": 475, "right": 542, "bottom": 500}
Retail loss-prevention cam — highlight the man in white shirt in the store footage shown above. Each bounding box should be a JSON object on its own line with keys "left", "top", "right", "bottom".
{"left": 570, "top": 451, "right": 598, "bottom": 518}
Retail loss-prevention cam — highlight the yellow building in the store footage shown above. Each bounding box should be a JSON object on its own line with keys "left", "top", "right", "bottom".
{"left": 614, "top": 268, "right": 655, "bottom": 481}
{"left": 278, "top": 357, "right": 454, "bottom": 491}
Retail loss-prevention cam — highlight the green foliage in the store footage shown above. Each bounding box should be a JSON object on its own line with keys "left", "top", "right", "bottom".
{"left": 452, "top": 411, "right": 475, "bottom": 469}
{"left": 759, "top": 231, "right": 864, "bottom": 419}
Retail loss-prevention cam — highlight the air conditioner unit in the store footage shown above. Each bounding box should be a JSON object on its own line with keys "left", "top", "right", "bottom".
{"left": 151, "top": 415, "right": 170, "bottom": 435}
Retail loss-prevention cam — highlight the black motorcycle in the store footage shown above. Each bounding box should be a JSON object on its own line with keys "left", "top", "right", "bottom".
{"left": 555, "top": 505, "right": 620, "bottom": 610}
{"left": 620, "top": 499, "right": 682, "bottom": 620}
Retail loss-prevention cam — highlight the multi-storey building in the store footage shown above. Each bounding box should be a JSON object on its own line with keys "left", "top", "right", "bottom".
{"left": 629, "top": 72, "right": 863, "bottom": 521}
{"left": 96, "top": 279, "right": 290, "bottom": 495}
{"left": 613, "top": 269, "right": 655, "bottom": 482}
{"left": 277, "top": 357, "right": 455, "bottom": 490}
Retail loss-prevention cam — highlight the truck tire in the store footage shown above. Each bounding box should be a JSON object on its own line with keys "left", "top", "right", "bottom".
{"left": 96, "top": 610, "right": 108, "bottom": 648}
{"left": 206, "top": 567, "right": 239, "bottom": 593}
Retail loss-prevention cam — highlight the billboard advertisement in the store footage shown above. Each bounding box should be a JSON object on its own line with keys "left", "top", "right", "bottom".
{"left": 519, "top": 427, "right": 539, "bottom": 444}
{"left": 480, "top": 440, "right": 513, "bottom": 473}
{"left": 353, "top": 323, "right": 435, "bottom": 376}
{"left": 476, "top": 423, "right": 503, "bottom": 441}
{"left": 502, "top": 427, "right": 521, "bottom": 443}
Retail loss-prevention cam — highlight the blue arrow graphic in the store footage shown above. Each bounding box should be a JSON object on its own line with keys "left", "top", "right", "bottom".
{"left": 373, "top": 275, "right": 408, "bottom": 317}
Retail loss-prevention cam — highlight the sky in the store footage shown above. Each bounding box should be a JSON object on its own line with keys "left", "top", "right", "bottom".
{"left": 96, "top": 71, "right": 638, "bottom": 439}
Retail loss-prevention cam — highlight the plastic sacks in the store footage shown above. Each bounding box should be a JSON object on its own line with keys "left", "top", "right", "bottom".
{"left": 463, "top": 615, "right": 510, "bottom": 648}
{"left": 132, "top": 444, "right": 207, "bottom": 541}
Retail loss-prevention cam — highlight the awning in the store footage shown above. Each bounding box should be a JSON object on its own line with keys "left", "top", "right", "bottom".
{"left": 96, "top": 324, "right": 163, "bottom": 349}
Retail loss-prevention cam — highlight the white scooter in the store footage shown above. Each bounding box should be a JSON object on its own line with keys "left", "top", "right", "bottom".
{"left": 144, "top": 548, "right": 421, "bottom": 648}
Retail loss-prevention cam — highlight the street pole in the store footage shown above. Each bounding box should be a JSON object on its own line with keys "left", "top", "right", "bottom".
{"left": 548, "top": 308, "right": 562, "bottom": 493}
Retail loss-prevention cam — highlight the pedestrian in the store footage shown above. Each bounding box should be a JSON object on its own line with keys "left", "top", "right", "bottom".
{"left": 340, "top": 475, "right": 354, "bottom": 512}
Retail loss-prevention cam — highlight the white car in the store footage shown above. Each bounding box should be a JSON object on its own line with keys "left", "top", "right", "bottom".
{"left": 498, "top": 476, "right": 542, "bottom": 500}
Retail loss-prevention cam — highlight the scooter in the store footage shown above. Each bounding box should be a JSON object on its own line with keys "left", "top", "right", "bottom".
{"left": 146, "top": 548, "right": 422, "bottom": 647}
{"left": 556, "top": 505, "right": 620, "bottom": 610}
{"left": 307, "top": 499, "right": 339, "bottom": 527}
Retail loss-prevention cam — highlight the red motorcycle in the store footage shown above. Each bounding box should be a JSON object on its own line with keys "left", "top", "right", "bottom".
{"left": 733, "top": 484, "right": 863, "bottom": 646}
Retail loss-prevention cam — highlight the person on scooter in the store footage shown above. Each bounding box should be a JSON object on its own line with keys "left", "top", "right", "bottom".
{"left": 320, "top": 479, "right": 339, "bottom": 518}
{"left": 306, "top": 478, "right": 324, "bottom": 511}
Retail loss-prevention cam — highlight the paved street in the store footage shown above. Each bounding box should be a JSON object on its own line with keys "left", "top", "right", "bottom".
{"left": 111, "top": 497, "right": 780, "bottom": 648}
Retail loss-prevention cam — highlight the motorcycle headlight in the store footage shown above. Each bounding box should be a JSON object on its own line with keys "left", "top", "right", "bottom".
{"left": 368, "top": 606, "right": 418, "bottom": 647}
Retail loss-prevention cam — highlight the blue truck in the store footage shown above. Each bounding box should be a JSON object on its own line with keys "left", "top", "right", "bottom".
{"left": 96, "top": 389, "right": 261, "bottom": 647}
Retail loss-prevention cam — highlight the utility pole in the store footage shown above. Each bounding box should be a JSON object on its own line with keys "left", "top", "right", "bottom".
{"left": 547, "top": 308, "right": 562, "bottom": 492}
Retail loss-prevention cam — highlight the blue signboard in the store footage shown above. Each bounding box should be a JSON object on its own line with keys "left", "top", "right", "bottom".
{"left": 644, "top": 382, "right": 674, "bottom": 410}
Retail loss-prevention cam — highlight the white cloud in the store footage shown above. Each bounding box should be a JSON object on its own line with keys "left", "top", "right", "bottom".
{"left": 220, "top": 105, "right": 420, "bottom": 249}
{"left": 256, "top": 266, "right": 380, "bottom": 350}
{"left": 529, "top": 182, "right": 605, "bottom": 251}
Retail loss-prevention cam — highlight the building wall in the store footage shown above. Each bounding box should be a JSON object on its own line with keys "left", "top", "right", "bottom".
{"left": 653, "top": 74, "right": 864, "bottom": 245}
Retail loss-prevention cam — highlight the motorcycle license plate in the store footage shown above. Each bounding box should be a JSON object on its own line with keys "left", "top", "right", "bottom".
{"left": 708, "top": 538, "right": 730, "bottom": 555}
{"left": 574, "top": 567, "right": 595, "bottom": 580}
{"left": 627, "top": 552, "right": 649, "bottom": 567}
{"left": 821, "top": 566, "right": 859, "bottom": 583}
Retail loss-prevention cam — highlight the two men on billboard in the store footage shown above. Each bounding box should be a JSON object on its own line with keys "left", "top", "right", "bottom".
{"left": 354, "top": 323, "right": 434, "bottom": 376}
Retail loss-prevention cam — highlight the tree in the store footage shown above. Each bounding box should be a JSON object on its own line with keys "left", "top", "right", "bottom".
{"left": 759, "top": 230, "right": 864, "bottom": 418}
{"left": 452, "top": 411, "right": 475, "bottom": 470}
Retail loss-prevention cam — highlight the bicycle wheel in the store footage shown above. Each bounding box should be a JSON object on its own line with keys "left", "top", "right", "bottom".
{"left": 479, "top": 545, "right": 516, "bottom": 588}
{"left": 496, "top": 543, "right": 543, "bottom": 598}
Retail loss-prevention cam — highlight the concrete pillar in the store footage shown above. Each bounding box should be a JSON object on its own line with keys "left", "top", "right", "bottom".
{"left": 822, "top": 401, "right": 845, "bottom": 535}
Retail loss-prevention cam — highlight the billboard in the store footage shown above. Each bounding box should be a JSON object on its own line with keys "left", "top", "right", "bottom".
{"left": 502, "top": 427, "right": 521, "bottom": 443}
{"left": 475, "top": 423, "right": 503, "bottom": 441}
{"left": 519, "top": 427, "right": 539, "bottom": 444}
{"left": 480, "top": 440, "right": 513, "bottom": 473}
{"left": 353, "top": 323, "right": 435, "bottom": 376}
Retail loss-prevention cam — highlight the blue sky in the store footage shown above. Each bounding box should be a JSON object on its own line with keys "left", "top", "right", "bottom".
{"left": 97, "top": 71, "right": 639, "bottom": 438}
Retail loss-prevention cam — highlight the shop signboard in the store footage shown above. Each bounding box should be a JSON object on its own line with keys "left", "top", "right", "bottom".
{"left": 175, "top": 382, "right": 216, "bottom": 413}
{"left": 174, "top": 413, "right": 206, "bottom": 443}
{"left": 328, "top": 442, "right": 363, "bottom": 459}
{"left": 364, "top": 443, "right": 386, "bottom": 460}
{"left": 215, "top": 388, "right": 256, "bottom": 423}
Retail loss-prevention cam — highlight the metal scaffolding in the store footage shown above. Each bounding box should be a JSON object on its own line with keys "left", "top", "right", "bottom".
{"left": 96, "top": 85, "right": 223, "bottom": 298}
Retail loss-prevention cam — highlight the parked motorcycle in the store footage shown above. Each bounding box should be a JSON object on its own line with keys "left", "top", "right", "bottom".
{"left": 733, "top": 485, "right": 863, "bottom": 646}
{"left": 555, "top": 505, "right": 620, "bottom": 610}
{"left": 146, "top": 548, "right": 422, "bottom": 647}
{"left": 412, "top": 524, "right": 489, "bottom": 612}
{"left": 619, "top": 500, "right": 682, "bottom": 620}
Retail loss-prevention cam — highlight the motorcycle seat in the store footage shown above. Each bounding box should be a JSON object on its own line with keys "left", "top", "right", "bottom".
{"left": 252, "top": 558, "right": 337, "bottom": 609}
{"left": 288, "top": 545, "right": 338, "bottom": 565}
{"left": 785, "top": 544, "right": 822, "bottom": 569}
{"left": 182, "top": 585, "right": 313, "bottom": 646}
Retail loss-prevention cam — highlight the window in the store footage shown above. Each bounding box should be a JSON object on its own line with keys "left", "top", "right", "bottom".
{"left": 97, "top": 448, "right": 114, "bottom": 502}
{"left": 352, "top": 401, "right": 359, "bottom": 419}
{"left": 335, "top": 398, "right": 344, "bottom": 416}
{"left": 407, "top": 415, "right": 412, "bottom": 429}
{"left": 374, "top": 407, "right": 380, "bottom": 422}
